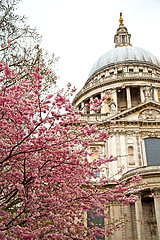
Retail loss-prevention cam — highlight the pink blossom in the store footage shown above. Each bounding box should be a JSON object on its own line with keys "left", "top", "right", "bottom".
{"left": 67, "top": 83, "right": 71, "bottom": 88}
{"left": 47, "top": 70, "right": 52, "bottom": 74}
{"left": 7, "top": 39, "right": 11, "bottom": 45}
{"left": 1, "top": 43, "right": 5, "bottom": 48}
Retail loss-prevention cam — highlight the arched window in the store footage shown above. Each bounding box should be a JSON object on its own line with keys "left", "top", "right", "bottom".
{"left": 144, "top": 138, "right": 160, "bottom": 166}
{"left": 122, "top": 35, "right": 125, "bottom": 43}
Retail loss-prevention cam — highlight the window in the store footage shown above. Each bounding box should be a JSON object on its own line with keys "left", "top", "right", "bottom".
{"left": 129, "top": 68, "right": 134, "bottom": 72}
{"left": 118, "top": 70, "right": 123, "bottom": 74}
{"left": 144, "top": 138, "right": 160, "bottom": 166}
{"left": 122, "top": 35, "right": 125, "bottom": 43}
{"left": 78, "top": 104, "right": 82, "bottom": 111}
{"left": 101, "top": 74, "right": 105, "bottom": 78}
{"left": 109, "top": 71, "right": 114, "bottom": 75}
{"left": 95, "top": 171, "right": 100, "bottom": 178}
{"left": 139, "top": 69, "right": 143, "bottom": 72}
{"left": 87, "top": 208, "right": 105, "bottom": 240}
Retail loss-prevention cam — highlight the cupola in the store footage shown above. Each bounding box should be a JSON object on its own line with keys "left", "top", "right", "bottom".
{"left": 114, "top": 12, "right": 131, "bottom": 48}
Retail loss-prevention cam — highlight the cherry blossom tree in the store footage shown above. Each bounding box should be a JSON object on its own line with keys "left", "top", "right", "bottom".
{"left": 0, "top": 0, "right": 58, "bottom": 92}
{"left": 0, "top": 62, "right": 141, "bottom": 239}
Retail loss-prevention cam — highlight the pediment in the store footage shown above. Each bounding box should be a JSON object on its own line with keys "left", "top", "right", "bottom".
{"left": 108, "top": 101, "right": 160, "bottom": 121}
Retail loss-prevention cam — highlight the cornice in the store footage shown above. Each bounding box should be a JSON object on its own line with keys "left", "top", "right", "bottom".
{"left": 119, "top": 165, "right": 160, "bottom": 182}
{"left": 88, "top": 60, "right": 160, "bottom": 82}
{"left": 108, "top": 101, "right": 160, "bottom": 120}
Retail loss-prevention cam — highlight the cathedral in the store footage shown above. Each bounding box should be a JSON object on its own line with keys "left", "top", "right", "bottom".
{"left": 73, "top": 13, "right": 160, "bottom": 240}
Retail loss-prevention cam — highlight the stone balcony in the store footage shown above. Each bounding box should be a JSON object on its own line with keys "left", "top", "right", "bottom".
{"left": 80, "top": 113, "right": 110, "bottom": 123}
{"left": 73, "top": 71, "right": 160, "bottom": 103}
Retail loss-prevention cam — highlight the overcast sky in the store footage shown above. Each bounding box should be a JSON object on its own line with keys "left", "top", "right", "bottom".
{"left": 18, "top": 0, "right": 160, "bottom": 91}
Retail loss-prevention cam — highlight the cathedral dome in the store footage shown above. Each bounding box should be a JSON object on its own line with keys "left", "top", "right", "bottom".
{"left": 88, "top": 45, "right": 160, "bottom": 78}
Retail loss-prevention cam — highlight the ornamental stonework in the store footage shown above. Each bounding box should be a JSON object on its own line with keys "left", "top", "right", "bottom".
{"left": 138, "top": 109, "right": 160, "bottom": 121}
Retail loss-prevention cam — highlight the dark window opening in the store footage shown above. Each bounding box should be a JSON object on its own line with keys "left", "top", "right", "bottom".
{"left": 110, "top": 71, "right": 114, "bottom": 75}
{"left": 95, "top": 171, "right": 100, "bottom": 178}
{"left": 94, "top": 94, "right": 101, "bottom": 113}
{"left": 141, "top": 196, "right": 157, "bottom": 239}
{"left": 129, "top": 68, "right": 134, "bottom": 72}
{"left": 118, "top": 70, "right": 123, "bottom": 74}
{"left": 122, "top": 35, "right": 125, "bottom": 43}
{"left": 130, "top": 87, "right": 140, "bottom": 107}
{"left": 78, "top": 104, "right": 82, "bottom": 111}
{"left": 139, "top": 69, "right": 143, "bottom": 72}
{"left": 87, "top": 209, "right": 105, "bottom": 240}
{"left": 145, "top": 138, "right": 160, "bottom": 166}
{"left": 117, "top": 88, "right": 127, "bottom": 111}
{"left": 94, "top": 94, "right": 101, "bottom": 100}
{"left": 84, "top": 99, "right": 90, "bottom": 114}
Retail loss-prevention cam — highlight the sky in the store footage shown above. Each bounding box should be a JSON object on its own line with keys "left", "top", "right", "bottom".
{"left": 18, "top": 0, "right": 160, "bottom": 92}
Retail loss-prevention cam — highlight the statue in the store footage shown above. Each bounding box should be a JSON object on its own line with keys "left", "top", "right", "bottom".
{"left": 109, "top": 100, "right": 116, "bottom": 114}
{"left": 143, "top": 85, "right": 153, "bottom": 101}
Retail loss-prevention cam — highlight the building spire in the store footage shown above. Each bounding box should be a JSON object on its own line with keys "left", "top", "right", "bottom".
{"left": 119, "top": 12, "right": 123, "bottom": 25}
{"left": 114, "top": 13, "right": 132, "bottom": 48}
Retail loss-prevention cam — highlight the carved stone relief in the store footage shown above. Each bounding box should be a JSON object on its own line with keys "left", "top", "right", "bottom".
{"left": 140, "top": 131, "right": 160, "bottom": 138}
{"left": 109, "top": 100, "right": 116, "bottom": 114}
{"left": 138, "top": 109, "right": 160, "bottom": 121}
{"left": 152, "top": 188, "right": 160, "bottom": 197}
{"left": 143, "top": 85, "right": 153, "bottom": 101}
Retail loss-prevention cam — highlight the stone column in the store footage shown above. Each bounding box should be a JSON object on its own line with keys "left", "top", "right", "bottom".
{"left": 101, "top": 92, "right": 105, "bottom": 114}
{"left": 124, "top": 204, "right": 133, "bottom": 240}
{"left": 104, "top": 207, "right": 110, "bottom": 240}
{"left": 135, "top": 198, "right": 145, "bottom": 240}
{"left": 119, "top": 134, "right": 127, "bottom": 173}
{"left": 154, "top": 88, "right": 159, "bottom": 102}
{"left": 126, "top": 87, "right": 131, "bottom": 108}
{"left": 109, "top": 136, "right": 117, "bottom": 177}
{"left": 113, "top": 90, "right": 118, "bottom": 112}
{"left": 114, "top": 204, "right": 123, "bottom": 240}
{"left": 90, "top": 97, "right": 94, "bottom": 114}
{"left": 140, "top": 87, "right": 145, "bottom": 103}
{"left": 153, "top": 189, "right": 160, "bottom": 239}
{"left": 109, "top": 204, "right": 115, "bottom": 240}
{"left": 81, "top": 101, "right": 85, "bottom": 113}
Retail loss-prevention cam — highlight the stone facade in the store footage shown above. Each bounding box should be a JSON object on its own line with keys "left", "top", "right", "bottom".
{"left": 73, "top": 13, "right": 160, "bottom": 240}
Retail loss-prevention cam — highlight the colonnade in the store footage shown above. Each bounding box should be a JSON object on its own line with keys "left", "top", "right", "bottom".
{"left": 124, "top": 189, "right": 160, "bottom": 240}
{"left": 80, "top": 86, "right": 159, "bottom": 115}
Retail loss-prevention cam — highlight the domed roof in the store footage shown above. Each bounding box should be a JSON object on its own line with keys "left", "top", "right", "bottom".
{"left": 88, "top": 46, "right": 160, "bottom": 78}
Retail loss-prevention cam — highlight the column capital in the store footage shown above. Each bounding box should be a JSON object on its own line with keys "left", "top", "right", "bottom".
{"left": 152, "top": 188, "right": 160, "bottom": 197}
